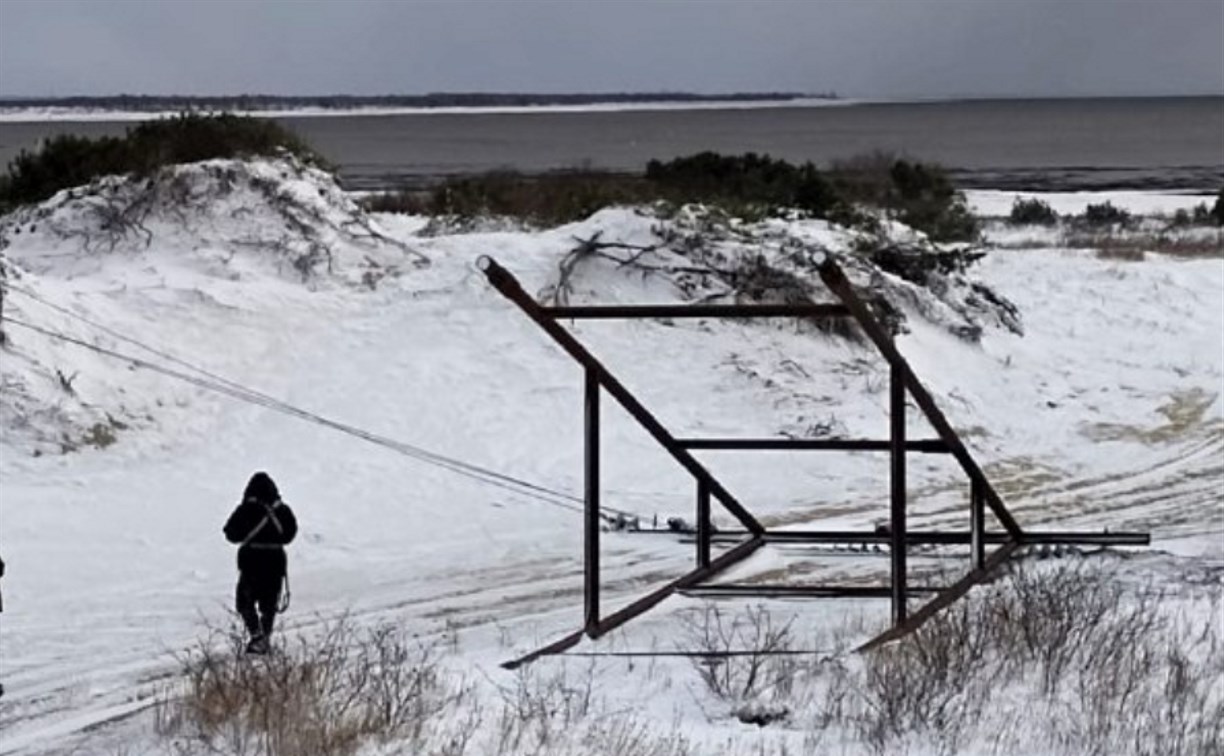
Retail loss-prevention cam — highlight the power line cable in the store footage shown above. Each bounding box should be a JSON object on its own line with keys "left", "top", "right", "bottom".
{"left": 8, "top": 285, "right": 589, "bottom": 504}
{"left": 6, "top": 285, "right": 704, "bottom": 508}
{"left": 2, "top": 311, "right": 644, "bottom": 522}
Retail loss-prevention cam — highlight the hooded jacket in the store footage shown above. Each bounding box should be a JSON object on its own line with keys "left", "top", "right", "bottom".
{"left": 224, "top": 472, "right": 298, "bottom": 574}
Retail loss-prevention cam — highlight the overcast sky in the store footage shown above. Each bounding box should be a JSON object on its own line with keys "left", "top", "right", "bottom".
{"left": 0, "top": 0, "right": 1221, "bottom": 99}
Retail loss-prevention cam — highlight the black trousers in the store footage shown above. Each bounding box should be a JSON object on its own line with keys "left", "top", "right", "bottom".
{"left": 236, "top": 569, "right": 283, "bottom": 638}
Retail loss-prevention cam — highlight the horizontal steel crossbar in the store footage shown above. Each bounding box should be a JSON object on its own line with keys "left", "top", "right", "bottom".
{"left": 543, "top": 303, "right": 851, "bottom": 319}
{"left": 677, "top": 438, "right": 950, "bottom": 452}
{"left": 681, "top": 584, "right": 945, "bottom": 598}
{"left": 658, "top": 529, "right": 1150, "bottom": 547}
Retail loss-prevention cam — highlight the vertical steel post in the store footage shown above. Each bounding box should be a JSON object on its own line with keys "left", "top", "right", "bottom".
{"left": 584, "top": 368, "right": 600, "bottom": 637}
{"left": 890, "top": 364, "right": 908, "bottom": 626}
{"left": 696, "top": 478, "right": 711, "bottom": 569}
{"left": 970, "top": 478, "right": 985, "bottom": 571}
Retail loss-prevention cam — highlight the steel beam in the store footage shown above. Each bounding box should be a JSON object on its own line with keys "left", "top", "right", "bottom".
{"left": 479, "top": 257, "right": 764, "bottom": 536}
{"left": 501, "top": 536, "right": 766, "bottom": 669}
{"left": 696, "top": 478, "right": 711, "bottom": 569}
{"left": 584, "top": 368, "right": 600, "bottom": 636}
{"left": 544, "top": 303, "right": 851, "bottom": 319}
{"left": 970, "top": 479, "right": 986, "bottom": 570}
{"left": 677, "top": 438, "right": 950, "bottom": 452}
{"left": 682, "top": 584, "right": 944, "bottom": 599}
{"left": 593, "top": 536, "right": 765, "bottom": 637}
{"left": 861, "top": 541, "right": 1021, "bottom": 651}
{"left": 890, "top": 364, "right": 908, "bottom": 626}
{"left": 663, "top": 530, "right": 1150, "bottom": 546}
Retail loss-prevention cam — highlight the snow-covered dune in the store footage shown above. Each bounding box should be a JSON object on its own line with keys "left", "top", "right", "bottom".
{"left": 0, "top": 162, "right": 1220, "bottom": 753}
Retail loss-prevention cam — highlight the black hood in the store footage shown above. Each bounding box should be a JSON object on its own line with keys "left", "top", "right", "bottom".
{"left": 243, "top": 472, "right": 280, "bottom": 504}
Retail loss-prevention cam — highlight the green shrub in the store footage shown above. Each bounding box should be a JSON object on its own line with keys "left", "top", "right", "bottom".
{"left": 374, "top": 151, "right": 974, "bottom": 239}
{"left": 0, "top": 113, "right": 325, "bottom": 211}
{"left": 1079, "top": 201, "right": 1132, "bottom": 228}
{"left": 887, "top": 159, "right": 979, "bottom": 242}
{"left": 645, "top": 151, "right": 838, "bottom": 217}
{"left": 403, "top": 154, "right": 839, "bottom": 228}
{"left": 360, "top": 189, "right": 432, "bottom": 215}
{"left": 828, "top": 153, "right": 978, "bottom": 242}
{"left": 422, "top": 170, "right": 654, "bottom": 227}
{"left": 1008, "top": 197, "right": 1059, "bottom": 226}
{"left": 1169, "top": 203, "right": 1217, "bottom": 228}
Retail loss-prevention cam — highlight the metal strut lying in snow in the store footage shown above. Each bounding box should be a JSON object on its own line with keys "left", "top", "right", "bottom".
{"left": 477, "top": 254, "right": 1150, "bottom": 669}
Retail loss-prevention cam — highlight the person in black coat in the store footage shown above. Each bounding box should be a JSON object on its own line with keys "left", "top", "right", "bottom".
{"left": 224, "top": 472, "right": 297, "bottom": 654}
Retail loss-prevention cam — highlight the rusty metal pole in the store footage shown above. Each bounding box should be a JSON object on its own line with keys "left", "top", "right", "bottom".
{"left": 890, "top": 364, "right": 908, "bottom": 626}
{"left": 584, "top": 368, "right": 600, "bottom": 636}
{"left": 970, "top": 478, "right": 985, "bottom": 571}
{"left": 696, "top": 478, "right": 711, "bottom": 569}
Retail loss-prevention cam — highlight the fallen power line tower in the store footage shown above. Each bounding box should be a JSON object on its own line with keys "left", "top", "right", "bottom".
{"left": 477, "top": 255, "right": 1149, "bottom": 669}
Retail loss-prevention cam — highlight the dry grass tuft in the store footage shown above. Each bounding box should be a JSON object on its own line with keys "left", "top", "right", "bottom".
{"left": 155, "top": 617, "right": 469, "bottom": 756}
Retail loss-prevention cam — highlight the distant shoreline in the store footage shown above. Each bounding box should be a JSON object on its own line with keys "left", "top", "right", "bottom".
{"left": 0, "top": 94, "right": 861, "bottom": 122}
{"left": 0, "top": 93, "right": 1216, "bottom": 124}
{"left": 0, "top": 97, "right": 854, "bottom": 123}
{"left": 0, "top": 91, "right": 834, "bottom": 122}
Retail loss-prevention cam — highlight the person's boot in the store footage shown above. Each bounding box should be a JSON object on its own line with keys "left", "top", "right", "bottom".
{"left": 245, "top": 634, "right": 269, "bottom": 655}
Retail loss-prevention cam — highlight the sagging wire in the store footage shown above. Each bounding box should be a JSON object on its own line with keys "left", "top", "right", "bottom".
{"left": 2, "top": 298, "right": 646, "bottom": 524}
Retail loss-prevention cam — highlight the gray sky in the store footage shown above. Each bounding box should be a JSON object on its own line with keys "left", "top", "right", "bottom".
{"left": 0, "top": 0, "right": 1221, "bottom": 99}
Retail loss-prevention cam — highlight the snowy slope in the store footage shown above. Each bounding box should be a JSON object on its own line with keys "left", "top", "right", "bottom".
{"left": 0, "top": 163, "right": 1220, "bottom": 754}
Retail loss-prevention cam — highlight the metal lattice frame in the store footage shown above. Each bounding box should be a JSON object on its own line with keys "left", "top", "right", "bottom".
{"left": 477, "top": 256, "right": 1149, "bottom": 669}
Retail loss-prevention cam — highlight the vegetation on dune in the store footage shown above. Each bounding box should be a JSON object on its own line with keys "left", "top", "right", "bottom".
{"left": 826, "top": 151, "right": 979, "bottom": 242}
{"left": 0, "top": 113, "right": 325, "bottom": 212}
{"left": 644, "top": 151, "right": 840, "bottom": 219}
{"left": 366, "top": 151, "right": 980, "bottom": 242}
{"left": 367, "top": 169, "right": 654, "bottom": 228}
{"left": 1077, "top": 201, "right": 1133, "bottom": 229}
{"left": 1008, "top": 197, "right": 1060, "bottom": 226}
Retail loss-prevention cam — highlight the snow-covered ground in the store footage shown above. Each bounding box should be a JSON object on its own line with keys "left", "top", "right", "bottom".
{"left": 0, "top": 165, "right": 1220, "bottom": 754}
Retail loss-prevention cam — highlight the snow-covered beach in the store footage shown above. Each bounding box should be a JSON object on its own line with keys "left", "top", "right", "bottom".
{"left": 0, "top": 155, "right": 1219, "bottom": 754}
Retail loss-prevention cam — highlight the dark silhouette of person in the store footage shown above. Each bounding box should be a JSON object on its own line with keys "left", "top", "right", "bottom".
{"left": 223, "top": 472, "right": 297, "bottom": 654}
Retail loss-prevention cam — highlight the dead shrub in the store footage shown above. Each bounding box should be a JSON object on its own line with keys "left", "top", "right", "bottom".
{"left": 840, "top": 558, "right": 1223, "bottom": 756}
{"left": 155, "top": 617, "right": 470, "bottom": 756}
{"left": 855, "top": 598, "right": 991, "bottom": 755}
{"left": 678, "top": 603, "right": 797, "bottom": 704}
{"left": 1057, "top": 230, "right": 1223, "bottom": 259}
{"left": 492, "top": 660, "right": 597, "bottom": 752}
